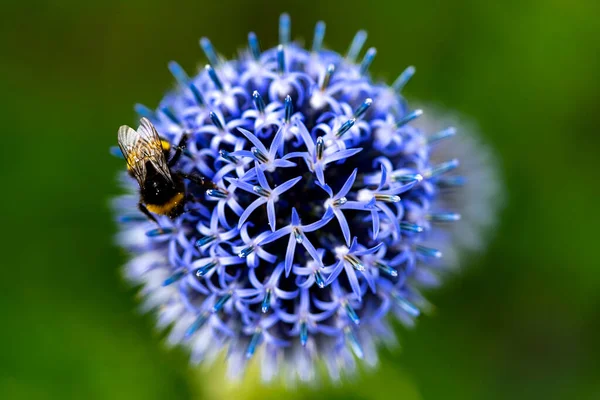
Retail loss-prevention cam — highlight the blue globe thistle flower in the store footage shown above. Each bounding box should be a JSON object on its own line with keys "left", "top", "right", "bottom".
{"left": 112, "top": 14, "right": 501, "bottom": 383}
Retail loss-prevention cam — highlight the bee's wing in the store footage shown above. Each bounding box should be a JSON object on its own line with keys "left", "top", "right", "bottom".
{"left": 117, "top": 118, "right": 173, "bottom": 187}
{"left": 117, "top": 125, "right": 147, "bottom": 185}
{"left": 136, "top": 118, "right": 173, "bottom": 180}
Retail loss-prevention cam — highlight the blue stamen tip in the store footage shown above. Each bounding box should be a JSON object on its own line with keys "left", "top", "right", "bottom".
{"left": 146, "top": 228, "right": 174, "bottom": 237}
{"left": 212, "top": 292, "right": 232, "bottom": 313}
{"left": 246, "top": 329, "right": 262, "bottom": 358}
{"left": 392, "top": 65, "right": 416, "bottom": 92}
{"left": 428, "top": 127, "right": 457, "bottom": 145}
{"left": 219, "top": 150, "right": 238, "bottom": 164}
{"left": 134, "top": 103, "right": 154, "bottom": 119}
{"left": 168, "top": 61, "right": 189, "bottom": 87}
{"left": 110, "top": 146, "right": 124, "bottom": 159}
{"left": 252, "top": 90, "right": 266, "bottom": 113}
{"left": 320, "top": 64, "right": 335, "bottom": 90}
{"left": 438, "top": 176, "right": 467, "bottom": 187}
{"left": 359, "top": 47, "right": 377, "bottom": 75}
{"left": 117, "top": 214, "right": 146, "bottom": 223}
{"left": 279, "top": 13, "right": 291, "bottom": 45}
{"left": 293, "top": 227, "right": 303, "bottom": 244}
{"left": 196, "top": 235, "right": 217, "bottom": 247}
{"left": 205, "top": 64, "right": 223, "bottom": 90}
{"left": 375, "top": 194, "right": 401, "bottom": 203}
{"left": 253, "top": 185, "right": 271, "bottom": 197}
{"left": 199, "top": 37, "right": 220, "bottom": 67}
{"left": 188, "top": 83, "right": 205, "bottom": 106}
{"left": 416, "top": 245, "right": 443, "bottom": 258}
{"left": 261, "top": 289, "right": 272, "bottom": 313}
{"left": 395, "top": 109, "right": 423, "bottom": 128}
{"left": 346, "top": 30, "right": 367, "bottom": 63}
{"left": 160, "top": 107, "right": 179, "bottom": 124}
{"left": 206, "top": 188, "right": 228, "bottom": 199}
{"left": 248, "top": 32, "right": 261, "bottom": 60}
{"left": 252, "top": 147, "right": 269, "bottom": 163}
{"left": 238, "top": 246, "right": 255, "bottom": 258}
{"left": 162, "top": 269, "right": 186, "bottom": 286}
{"left": 345, "top": 254, "right": 365, "bottom": 272}
{"left": 277, "top": 44, "right": 286, "bottom": 74}
{"left": 185, "top": 311, "right": 210, "bottom": 339}
{"left": 427, "top": 212, "right": 461, "bottom": 222}
{"left": 284, "top": 95, "right": 293, "bottom": 123}
{"left": 300, "top": 321, "right": 308, "bottom": 346}
{"left": 209, "top": 111, "right": 225, "bottom": 131}
{"left": 353, "top": 98, "right": 372, "bottom": 119}
{"left": 312, "top": 21, "right": 326, "bottom": 53}
{"left": 336, "top": 118, "right": 356, "bottom": 138}
{"left": 332, "top": 197, "right": 347, "bottom": 207}
{"left": 375, "top": 261, "right": 398, "bottom": 277}
{"left": 195, "top": 261, "right": 217, "bottom": 277}
{"left": 424, "top": 159, "right": 460, "bottom": 179}
{"left": 314, "top": 269, "right": 326, "bottom": 288}
{"left": 391, "top": 173, "right": 423, "bottom": 183}
{"left": 345, "top": 327, "right": 364, "bottom": 359}
{"left": 393, "top": 293, "right": 420, "bottom": 317}
{"left": 316, "top": 136, "right": 325, "bottom": 160}
{"left": 344, "top": 301, "right": 360, "bottom": 325}
{"left": 400, "top": 222, "right": 424, "bottom": 233}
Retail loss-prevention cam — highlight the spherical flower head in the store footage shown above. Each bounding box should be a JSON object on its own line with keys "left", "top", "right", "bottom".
{"left": 112, "top": 14, "right": 502, "bottom": 384}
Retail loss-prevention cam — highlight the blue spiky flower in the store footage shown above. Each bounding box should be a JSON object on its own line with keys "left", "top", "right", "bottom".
{"left": 113, "top": 14, "right": 501, "bottom": 383}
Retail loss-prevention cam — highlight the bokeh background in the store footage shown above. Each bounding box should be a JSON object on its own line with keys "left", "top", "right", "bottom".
{"left": 1, "top": 0, "right": 599, "bottom": 399}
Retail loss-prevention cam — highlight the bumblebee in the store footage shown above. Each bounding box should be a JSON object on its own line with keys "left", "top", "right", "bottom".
{"left": 117, "top": 118, "right": 215, "bottom": 225}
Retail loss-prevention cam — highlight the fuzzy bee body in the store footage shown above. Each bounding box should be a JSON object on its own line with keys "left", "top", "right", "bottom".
{"left": 139, "top": 161, "right": 186, "bottom": 218}
{"left": 117, "top": 118, "right": 214, "bottom": 223}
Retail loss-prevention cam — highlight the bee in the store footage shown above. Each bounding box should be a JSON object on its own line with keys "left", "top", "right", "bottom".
{"left": 117, "top": 117, "right": 216, "bottom": 226}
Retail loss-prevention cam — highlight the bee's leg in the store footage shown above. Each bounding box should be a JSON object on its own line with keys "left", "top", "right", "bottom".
{"left": 168, "top": 133, "right": 190, "bottom": 167}
{"left": 177, "top": 132, "right": 190, "bottom": 148}
{"left": 138, "top": 202, "right": 163, "bottom": 232}
{"left": 167, "top": 146, "right": 183, "bottom": 167}
{"left": 178, "top": 173, "right": 218, "bottom": 190}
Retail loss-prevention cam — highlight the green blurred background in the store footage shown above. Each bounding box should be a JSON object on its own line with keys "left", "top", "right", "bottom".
{"left": 1, "top": 0, "right": 599, "bottom": 399}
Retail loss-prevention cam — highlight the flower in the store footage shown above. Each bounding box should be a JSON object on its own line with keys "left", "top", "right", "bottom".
{"left": 113, "top": 13, "right": 501, "bottom": 384}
